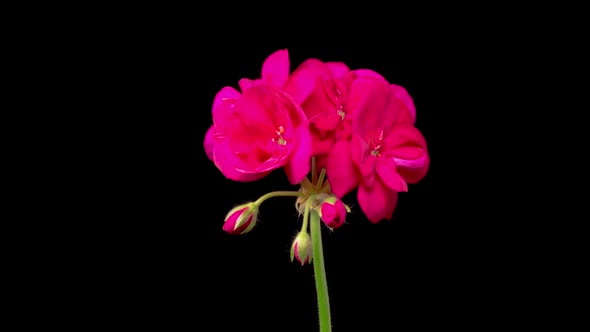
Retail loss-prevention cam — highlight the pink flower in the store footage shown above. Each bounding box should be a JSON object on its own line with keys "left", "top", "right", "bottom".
{"left": 319, "top": 197, "right": 348, "bottom": 229}
{"left": 290, "top": 231, "right": 312, "bottom": 265}
{"left": 325, "top": 75, "right": 391, "bottom": 199}
{"left": 287, "top": 60, "right": 393, "bottom": 178}
{"left": 327, "top": 79, "right": 429, "bottom": 223}
{"left": 223, "top": 203, "right": 258, "bottom": 235}
{"left": 290, "top": 60, "right": 390, "bottom": 145}
{"left": 354, "top": 86, "right": 429, "bottom": 223}
{"left": 204, "top": 50, "right": 312, "bottom": 184}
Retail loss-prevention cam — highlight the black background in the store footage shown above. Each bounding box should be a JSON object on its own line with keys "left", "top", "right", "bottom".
{"left": 81, "top": 38, "right": 518, "bottom": 330}
{"left": 21, "top": 7, "right": 575, "bottom": 330}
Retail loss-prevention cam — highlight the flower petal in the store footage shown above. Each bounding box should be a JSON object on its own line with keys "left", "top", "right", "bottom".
{"left": 285, "top": 58, "right": 328, "bottom": 105}
{"left": 212, "top": 87, "right": 241, "bottom": 127}
{"left": 382, "top": 126, "right": 429, "bottom": 184}
{"left": 238, "top": 78, "right": 255, "bottom": 92}
{"left": 383, "top": 126, "right": 426, "bottom": 152}
{"left": 395, "top": 148, "right": 430, "bottom": 184}
{"left": 300, "top": 79, "right": 339, "bottom": 128}
{"left": 239, "top": 85, "right": 284, "bottom": 133}
{"left": 325, "top": 62, "right": 350, "bottom": 80}
{"left": 261, "top": 49, "right": 289, "bottom": 88}
{"left": 389, "top": 84, "right": 416, "bottom": 125}
{"left": 350, "top": 133, "right": 368, "bottom": 169}
{"left": 326, "top": 140, "right": 360, "bottom": 198}
{"left": 281, "top": 91, "right": 312, "bottom": 185}
{"left": 357, "top": 178, "right": 398, "bottom": 223}
{"left": 335, "top": 117, "right": 353, "bottom": 141}
{"left": 204, "top": 125, "right": 215, "bottom": 161}
{"left": 376, "top": 157, "right": 408, "bottom": 192}
{"left": 310, "top": 125, "right": 335, "bottom": 156}
{"left": 284, "top": 121, "right": 311, "bottom": 184}
{"left": 213, "top": 86, "right": 241, "bottom": 114}
{"left": 213, "top": 140, "right": 270, "bottom": 182}
{"left": 314, "top": 112, "right": 341, "bottom": 132}
{"left": 360, "top": 155, "right": 376, "bottom": 187}
{"left": 350, "top": 77, "right": 391, "bottom": 137}
{"left": 350, "top": 133, "right": 376, "bottom": 186}
{"left": 353, "top": 69, "right": 388, "bottom": 83}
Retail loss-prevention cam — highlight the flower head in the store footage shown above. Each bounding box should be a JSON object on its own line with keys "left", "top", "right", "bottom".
{"left": 223, "top": 203, "right": 258, "bottom": 235}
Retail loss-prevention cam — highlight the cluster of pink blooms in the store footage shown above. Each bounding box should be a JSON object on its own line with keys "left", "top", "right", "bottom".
{"left": 204, "top": 49, "right": 429, "bottom": 264}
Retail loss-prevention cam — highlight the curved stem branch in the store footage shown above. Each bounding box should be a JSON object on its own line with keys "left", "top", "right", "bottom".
{"left": 253, "top": 191, "right": 305, "bottom": 206}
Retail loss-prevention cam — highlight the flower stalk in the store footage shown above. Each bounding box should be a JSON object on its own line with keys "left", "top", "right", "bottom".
{"left": 307, "top": 157, "right": 332, "bottom": 332}
{"left": 253, "top": 191, "right": 305, "bottom": 206}
{"left": 310, "top": 206, "right": 332, "bottom": 332}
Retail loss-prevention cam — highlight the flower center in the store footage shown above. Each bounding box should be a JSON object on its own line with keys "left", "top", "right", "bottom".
{"left": 272, "top": 125, "right": 287, "bottom": 145}
{"left": 337, "top": 107, "right": 346, "bottom": 120}
{"left": 370, "top": 146, "right": 381, "bottom": 156}
{"left": 369, "top": 129, "right": 385, "bottom": 156}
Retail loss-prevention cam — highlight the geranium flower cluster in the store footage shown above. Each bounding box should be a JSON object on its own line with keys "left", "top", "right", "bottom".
{"left": 204, "top": 49, "right": 429, "bottom": 264}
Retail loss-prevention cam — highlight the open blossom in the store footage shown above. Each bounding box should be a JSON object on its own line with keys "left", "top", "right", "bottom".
{"left": 352, "top": 84, "right": 429, "bottom": 223}
{"left": 291, "top": 61, "right": 389, "bottom": 137}
{"left": 287, "top": 59, "right": 390, "bottom": 170}
{"left": 324, "top": 75, "right": 390, "bottom": 200}
{"left": 327, "top": 78, "right": 429, "bottom": 223}
{"left": 204, "top": 50, "right": 312, "bottom": 184}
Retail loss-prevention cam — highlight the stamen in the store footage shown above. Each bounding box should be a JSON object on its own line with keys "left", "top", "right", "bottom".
{"left": 337, "top": 107, "right": 346, "bottom": 120}
{"left": 369, "top": 129, "right": 385, "bottom": 156}
{"left": 273, "top": 125, "right": 287, "bottom": 146}
{"left": 371, "top": 146, "right": 381, "bottom": 156}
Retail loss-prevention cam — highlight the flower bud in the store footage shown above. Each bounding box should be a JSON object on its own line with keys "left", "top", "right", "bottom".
{"left": 223, "top": 203, "right": 258, "bottom": 235}
{"left": 290, "top": 231, "right": 312, "bottom": 265}
{"left": 319, "top": 196, "right": 347, "bottom": 229}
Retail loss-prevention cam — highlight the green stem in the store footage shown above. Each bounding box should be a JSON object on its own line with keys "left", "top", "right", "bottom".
{"left": 301, "top": 198, "right": 310, "bottom": 232}
{"left": 310, "top": 208, "right": 332, "bottom": 332}
{"left": 317, "top": 168, "right": 326, "bottom": 189}
{"left": 253, "top": 191, "right": 305, "bottom": 206}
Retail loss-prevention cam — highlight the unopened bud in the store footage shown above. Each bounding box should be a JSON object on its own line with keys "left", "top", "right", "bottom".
{"left": 319, "top": 196, "right": 348, "bottom": 229}
{"left": 222, "top": 203, "right": 258, "bottom": 235}
{"left": 290, "top": 231, "right": 312, "bottom": 265}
